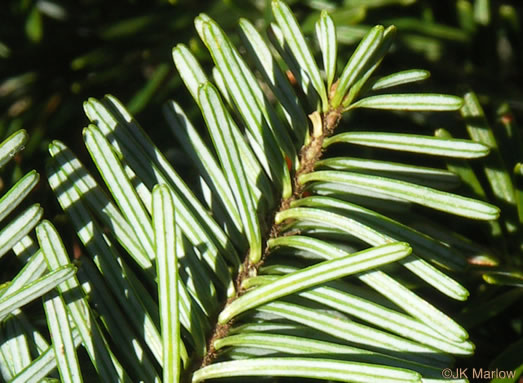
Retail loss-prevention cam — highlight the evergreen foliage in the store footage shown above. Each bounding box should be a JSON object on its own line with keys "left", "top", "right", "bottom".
{"left": 0, "top": 1, "right": 522, "bottom": 382}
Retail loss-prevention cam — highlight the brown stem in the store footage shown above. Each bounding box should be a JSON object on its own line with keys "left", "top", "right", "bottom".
{"left": 196, "top": 104, "right": 343, "bottom": 374}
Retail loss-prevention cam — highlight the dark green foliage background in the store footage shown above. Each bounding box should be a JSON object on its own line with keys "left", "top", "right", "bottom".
{"left": 2, "top": 0, "right": 523, "bottom": 380}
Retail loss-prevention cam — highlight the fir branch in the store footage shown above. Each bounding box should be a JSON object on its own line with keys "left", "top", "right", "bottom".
{"left": 199, "top": 89, "right": 345, "bottom": 372}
